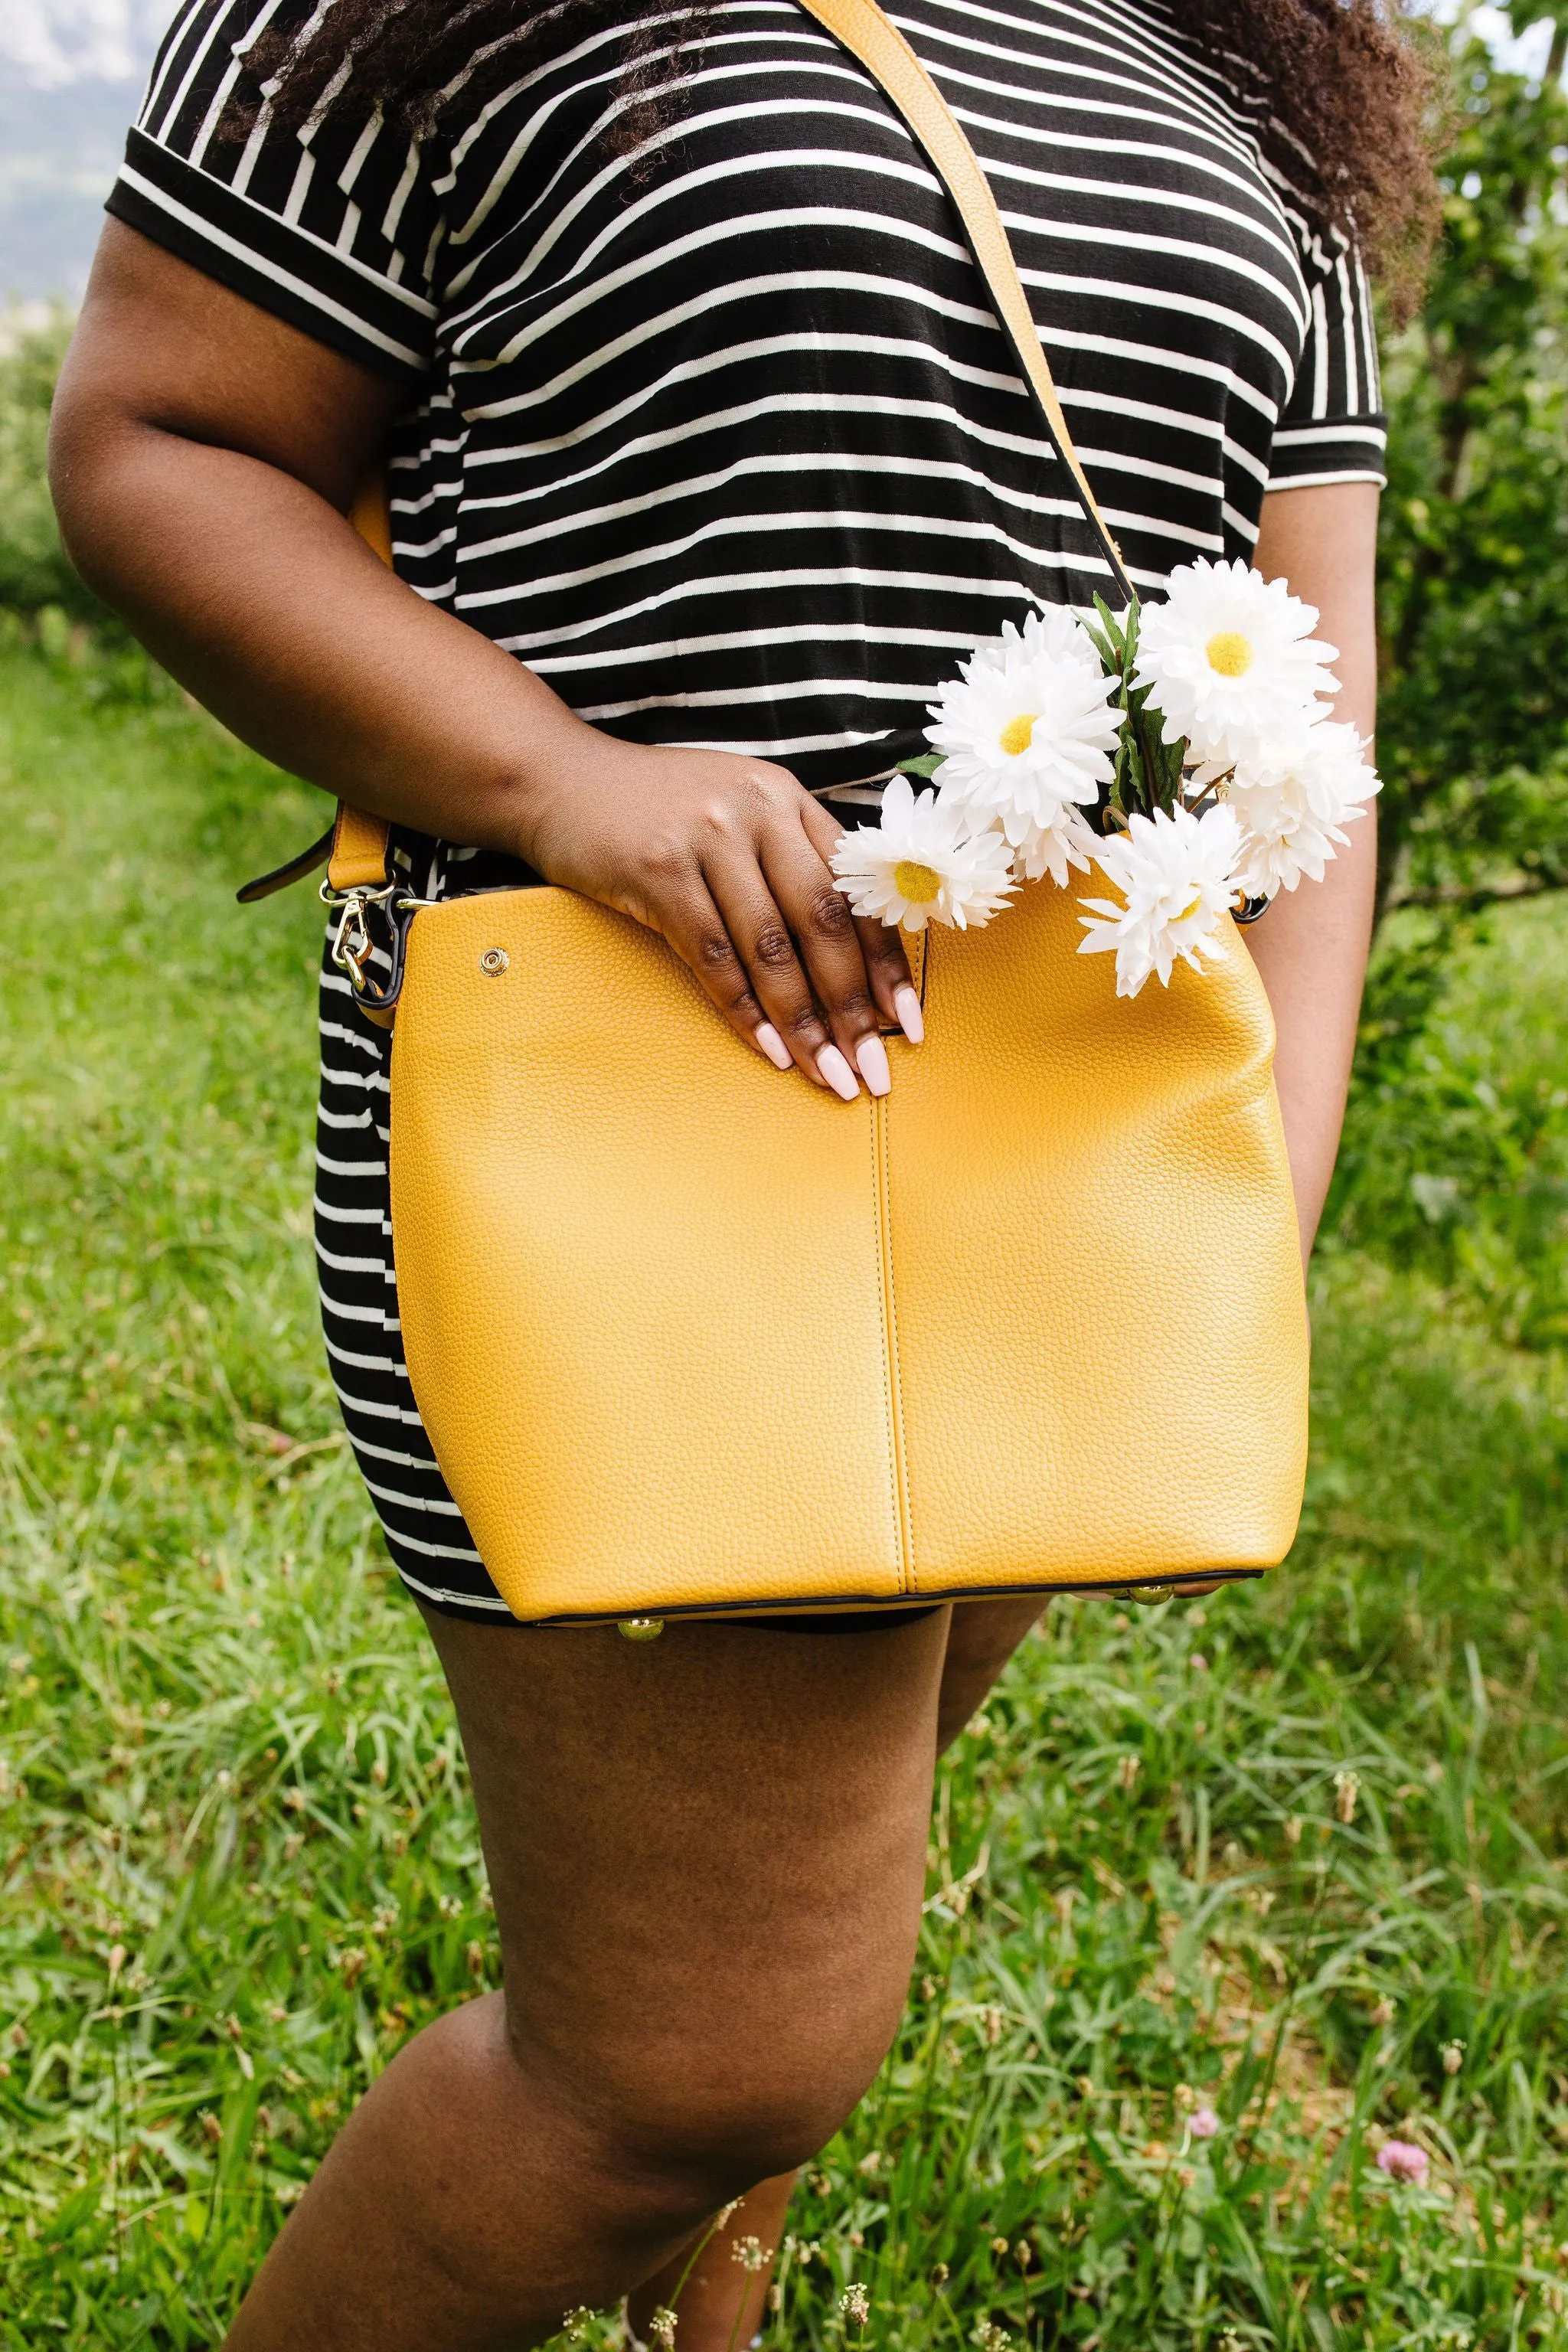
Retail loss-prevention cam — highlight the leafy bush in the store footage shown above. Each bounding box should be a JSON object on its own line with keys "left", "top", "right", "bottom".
{"left": 1325, "top": 900, "right": 1568, "bottom": 1348}
{"left": 1315, "top": 24, "right": 1568, "bottom": 1344}
{"left": 1375, "top": 31, "right": 1568, "bottom": 915}
{"left": 0, "top": 309, "right": 97, "bottom": 624}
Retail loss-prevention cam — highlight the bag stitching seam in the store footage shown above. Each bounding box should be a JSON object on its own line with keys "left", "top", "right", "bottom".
{"left": 868, "top": 1097, "right": 903, "bottom": 1592}
{"left": 873, "top": 1091, "right": 916, "bottom": 1595}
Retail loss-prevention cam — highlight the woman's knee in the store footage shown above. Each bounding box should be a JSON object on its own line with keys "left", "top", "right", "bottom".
{"left": 504, "top": 1971, "right": 900, "bottom": 2212}
{"left": 428, "top": 1607, "right": 945, "bottom": 2220}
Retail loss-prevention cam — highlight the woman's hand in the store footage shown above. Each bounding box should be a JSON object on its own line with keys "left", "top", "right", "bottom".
{"left": 518, "top": 733, "right": 918, "bottom": 1099}
{"left": 49, "top": 223, "right": 914, "bottom": 1099}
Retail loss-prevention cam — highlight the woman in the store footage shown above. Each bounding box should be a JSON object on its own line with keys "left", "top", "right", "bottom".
{"left": 49, "top": 0, "right": 1431, "bottom": 2339}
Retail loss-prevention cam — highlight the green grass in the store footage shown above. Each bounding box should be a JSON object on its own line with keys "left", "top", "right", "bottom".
{"left": 5, "top": 642, "right": 1568, "bottom": 2348}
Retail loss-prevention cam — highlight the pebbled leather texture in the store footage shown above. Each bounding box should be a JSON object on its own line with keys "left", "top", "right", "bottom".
{"left": 327, "top": 802, "right": 394, "bottom": 896}
{"left": 388, "top": 881, "right": 1308, "bottom": 1622}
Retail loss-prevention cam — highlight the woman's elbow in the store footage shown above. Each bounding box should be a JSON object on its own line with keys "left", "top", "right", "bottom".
{"left": 47, "top": 359, "right": 137, "bottom": 605}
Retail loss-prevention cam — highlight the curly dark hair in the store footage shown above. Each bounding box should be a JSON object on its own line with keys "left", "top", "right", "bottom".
{"left": 247, "top": 0, "right": 1441, "bottom": 313}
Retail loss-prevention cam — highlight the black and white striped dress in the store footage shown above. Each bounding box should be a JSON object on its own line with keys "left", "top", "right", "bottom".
{"left": 113, "top": 0, "right": 1385, "bottom": 1619}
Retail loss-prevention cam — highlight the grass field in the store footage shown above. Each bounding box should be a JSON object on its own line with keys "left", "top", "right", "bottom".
{"left": 5, "top": 641, "right": 1568, "bottom": 2349}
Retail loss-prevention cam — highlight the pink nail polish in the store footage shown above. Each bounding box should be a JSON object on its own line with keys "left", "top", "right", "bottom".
{"left": 855, "top": 1034, "right": 891, "bottom": 1097}
{"left": 893, "top": 985, "right": 924, "bottom": 1045}
{"left": 754, "top": 1023, "right": 792, "bottom": 1070}
{"left": 816, "top": 1044, "right": 860, "bottom": 1102}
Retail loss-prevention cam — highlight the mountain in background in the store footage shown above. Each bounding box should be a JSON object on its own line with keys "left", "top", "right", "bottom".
{"left": 2, "top": 1, "right": 169, "bottom": 304}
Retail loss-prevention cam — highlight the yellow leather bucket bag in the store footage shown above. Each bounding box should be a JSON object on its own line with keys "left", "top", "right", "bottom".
{"left": 251, "top": 0, "right": 1310, "bottom": 1625}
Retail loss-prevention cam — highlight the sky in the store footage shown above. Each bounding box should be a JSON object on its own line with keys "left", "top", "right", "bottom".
{"left": 1439, "top": 1, "right": 1564, "bottom": 75}
{"left": 0, "top": 0, "right": 167, "bottom": 300}
{"left": 0, "top": 0, "right": 169, "bottom": 88}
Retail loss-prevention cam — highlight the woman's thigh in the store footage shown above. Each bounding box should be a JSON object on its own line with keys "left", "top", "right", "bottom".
{"left": 421, "top": 1603, "right": 954, "bottom": 2188}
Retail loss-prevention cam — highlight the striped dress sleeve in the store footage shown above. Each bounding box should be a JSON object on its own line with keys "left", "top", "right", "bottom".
{"left": 1267, "top": 237, "right": 1387, "bottom": 492}
{"left": 106, "top": 0, "right": 440, "bottom": 384}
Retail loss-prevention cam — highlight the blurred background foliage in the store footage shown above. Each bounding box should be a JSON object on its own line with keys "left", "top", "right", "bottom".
{"left": 1377, "top": 10, "right": 1568, "bottom": 915}
{"left": 1329, "top": 11, "right": 1568, "bottom": 1337}
{"left": 0, "top": 308, "right": 83, "bottom": 625}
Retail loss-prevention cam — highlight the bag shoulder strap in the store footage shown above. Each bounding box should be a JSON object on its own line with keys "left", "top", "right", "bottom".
{"left": 245, "top": 0, "right": 1131, "bottom": 907}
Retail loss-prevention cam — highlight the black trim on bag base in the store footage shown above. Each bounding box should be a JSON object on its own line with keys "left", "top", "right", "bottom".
{"left": 505, "top": 1568, "right": 1265, "bottom": 1628}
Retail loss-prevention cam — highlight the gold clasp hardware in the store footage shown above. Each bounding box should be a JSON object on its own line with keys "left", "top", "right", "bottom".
{"left": 321, "top": 877, "right": 407, "bottom": 996}
{"left": 319, "top": 877, "right": 436, "bottom": 1012}
{"left": 329, "top": 893, "right": 375, "bottom": 991}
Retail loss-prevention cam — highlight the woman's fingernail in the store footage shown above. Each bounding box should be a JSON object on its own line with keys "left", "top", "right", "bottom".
{"left": 753, "top": 1022, "right": 792, "bottom": 1070}
{"left": 855, "top": 1034, "right": 891, "bottom": 1096}
{"left": 816, "top": 1044, "right": 861, "bottom": 1102}
{"left": 894, "top": 985, "right": 924, "bottom": 1044}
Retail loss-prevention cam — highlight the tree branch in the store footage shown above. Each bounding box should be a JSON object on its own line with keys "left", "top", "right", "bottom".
{"left": 1383, "top": 872, "right": 1568, "bottom": 914}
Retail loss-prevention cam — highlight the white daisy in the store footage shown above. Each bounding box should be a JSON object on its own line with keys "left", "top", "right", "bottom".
{"left": 1226, "top": 718, "right": 1380, "bottom": 898}
{"left": 926, "top": 607, "right": 1123, "bottom": 852}
{"left": 831, "top": 774, "right": 1017, "bottom": 932}
{"left": 1011, "top": 802, "right": 1100, "bottom": 887}
{"left": 1077, "top": 802, "right": 1243, "bottom": 999}
{"left": 1133, "top": 557, "right": 1340, "bottom": 770}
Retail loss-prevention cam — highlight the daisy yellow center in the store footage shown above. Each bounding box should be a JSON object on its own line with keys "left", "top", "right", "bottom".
{"left": 893, "top": 860, "right": 944, "bottom": 905}
{"left": 1177, "top": 890, "right": 1206, "bottom": 922}
{"left": 1204, "top": 631, "right": 1253, "bottom": 678}
{"left": 998, "top": 712, "right": 1037, "bottom": 756}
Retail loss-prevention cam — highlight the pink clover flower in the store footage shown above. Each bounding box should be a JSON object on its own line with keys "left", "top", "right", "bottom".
{"left": 1376, "top": 2140, "right": 1429, "bottom": 2187}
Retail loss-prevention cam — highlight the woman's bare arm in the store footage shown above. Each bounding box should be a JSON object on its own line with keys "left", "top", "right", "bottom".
{"left": 1248, "top": 479, "right": 1380, "bottom": 1261}
{"left": 48, "top": 221, "right": 914, "bottom": 1099}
